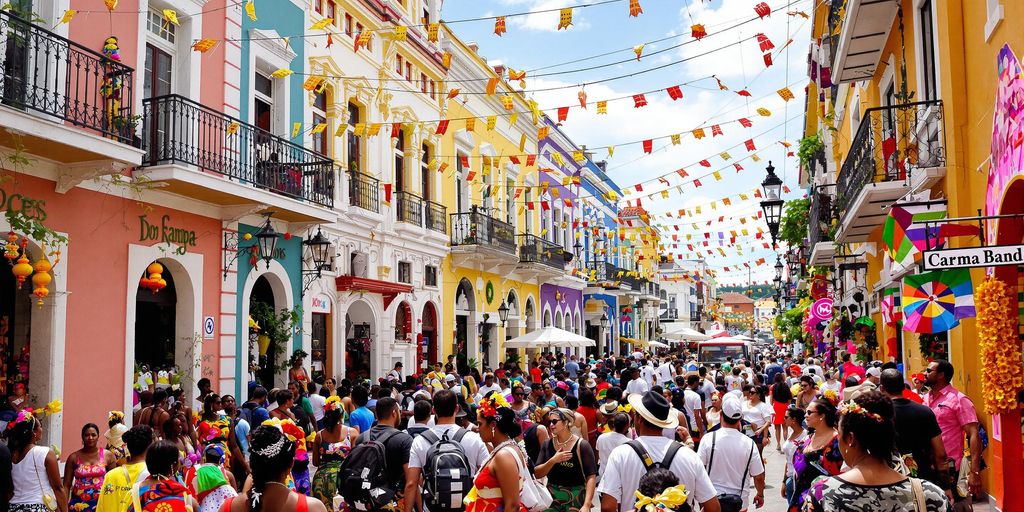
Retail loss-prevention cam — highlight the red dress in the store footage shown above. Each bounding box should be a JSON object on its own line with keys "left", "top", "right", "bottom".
{"left": 465, "top": 466, "right": 528, "bottom": 512}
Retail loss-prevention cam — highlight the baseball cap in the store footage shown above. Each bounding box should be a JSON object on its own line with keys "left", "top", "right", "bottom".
{"left": 866, "top": 367, "right": 881, "bottom": 378}
{"left": 722, "top": 396, "right": 743, "bottom": 420}
{"left": 445, "top": 374, "right": 457, "bottom": 383}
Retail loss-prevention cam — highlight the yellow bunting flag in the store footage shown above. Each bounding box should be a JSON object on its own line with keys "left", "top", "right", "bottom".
{"left": 192, "top": 38, "right": 216, "bottom": 52}
{"left": 777, "top": 87, "right": 795, "bottom": 101}
{"left": 428, "top": 23, "right": 439, "bottom": 42}
{"left": 607, "top": 146, "right": 615, "bottom": 157}
{"left": 292, "top": 122, "right": 302, "bottom": 138}
{"left": 310, "top": 18, "right": 333, "bottom": 30}
{"left": 552, "top": 153, "right": 565, "bottom": 168}
{"left": 394, "top": 25, "right": 408, "bottom": 41}
{"left": 227, "top": 122, "right": 240, "bottom": 135}
{"left": 354, "top": 123, "right": 366, "bottom": 136}
{"left": 633, "top": 44, "right": 644, "bottom": 61}
{"left": 442, "top": 52, "right": 452, "bottom": 69}
{"left": 303, "top": 76, "right": 323, "bottom": 91}
{"left": 270, "top": 68, "right": 293, "bottom": 79}
{"left": 245, "top": 0, "right": 257, "bottom": 21}
{"left": 597, "top": 101, "right": 607, "bottom": 114}
{"left": 519, "top": 134, "right": 527, "bottom": 152}
{"left": 162, "top": 9, "right": 180, "bottom": 26}
{"left": 56, "top": 9, "right": 75, "bottom": 26}
{"left": 671, "top": 134, "right": 681, "bottom": 145}
{"left": 334, "top": 124, "right": 345, "bottom": 137}
{"left": 756, "top": 107, "right": 771, "bottom": 116}
{"left": 509, "top": 112, "right": 518, "bottom": 126}
{"left": 558, "top": 8, "right": 573, "bottom": 30}
{"left": 486, "top": 116, "right": 496, "bottom": 131}
{"left": 104, "top": 0, "right": 117, "bottom": 11}
{"left": 356, "top": 32, "right": 372, "bottom": 51}
{"left": 713, "top": 171, "right": 722, "bottom": 181}
{"left": 367, "top": 123, "right": 381, "bottom": 136}
{"left": 720, "top": 151, "right": 731, "bottom": 160}
{"left": 752, "top": 154, "right": 762, "bottom": 162}
{"left": 501, "top": 95, "right": 514, "bottom": 110}
{"left": 573, "top": 150, "right": 585, "bottom": 163}
{"left": 538, "top": 126, "right": 550, "bottom": 140}
{"left": 311, "top": 123, "right": 327, "bottom": 134}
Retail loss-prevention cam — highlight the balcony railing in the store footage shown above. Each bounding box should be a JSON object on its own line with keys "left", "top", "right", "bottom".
{"left": 518, "top": 234, "right": 564, "bottom": 270}
{"left": 660, "top": 308, "right": 678, "bottom": 320}
{"left": 807, "top": 145, "right": 827, "bottom": 181}
{"left": 689, "top": 311, "right": 701, "bottom": 322}
{"left": 619, "top": 271, "right": 642, "bottom": 291}
{"left": 395, "top": 191, "right": 423, "bottom": 226}
{"left": 587, "top": 259, "right": 617, "bottom": 283}
{"left": 349, "top": 170, "right": 379, "bottom": 212}
{"left": 141, "top": 94, "right": 334, "bottom": 207}
{"left": 450, "top": 207, "right": 517, "bottom": 255}
{"left": 809, "top": 190, "right": 834, "bottom": 246}
{"left": 425, "top": 201, "right": 446, "bottom": 233}
{"left": 836, "top": 100, "right": 945, "bottom": 219}
{"left": 0, "top": 10, "right": 136, "bottom": 145}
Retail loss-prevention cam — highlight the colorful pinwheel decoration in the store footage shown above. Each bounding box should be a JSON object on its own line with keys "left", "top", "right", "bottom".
{"left": 901, "top": 269, "right": 975, "bottom": 333}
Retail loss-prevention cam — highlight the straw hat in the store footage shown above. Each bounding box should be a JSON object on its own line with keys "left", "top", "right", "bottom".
{"left": 627, "top": 391, "right": 679, "bottom": 429}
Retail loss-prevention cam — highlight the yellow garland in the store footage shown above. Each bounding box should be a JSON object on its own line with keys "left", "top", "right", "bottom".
{"left": 975, "top": 277, "right": 1024, "bottom": 414}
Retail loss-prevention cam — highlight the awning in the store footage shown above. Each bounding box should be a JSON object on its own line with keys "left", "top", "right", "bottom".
{"left": 336, "top": 275, "right": 413, "bottom": 309}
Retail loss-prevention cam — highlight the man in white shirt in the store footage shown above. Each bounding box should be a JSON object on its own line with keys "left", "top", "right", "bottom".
{"left": 697, "top": 397, "right": 765, "bottom": 510}
{"left": 683, "top": 374, "right": 707, "bottom": 438}
{"left": 624, "top": 367, "right": 650, "bottom": 396}
{"left": 598, "top": 391, "right": 720, "bottom": 512}
{"left": 640, "top": 360, "right": 656, "bottom": 387}
{"left": 596, "top": 409, "right": 631, "bottom": 478}
{"left": 803, "top": 358, "right": 823, "bottom": 379}
{"left": 387, "top": 361, "right": 404, "bottom": 382}
{"left": 656, "top": 358, "right": 675, "bottom": 386}
{"left": 476, "top": 372, "right": 502, "bottom": 399}
{"left": 699, "top": 367, "right": 716, "bottom": 409}
{"left": 404, "top": 390, "right": 489, "bottom": 512}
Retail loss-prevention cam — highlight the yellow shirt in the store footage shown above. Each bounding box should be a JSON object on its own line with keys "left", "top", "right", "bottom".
{"left": 96, "top": 462, "right": 148, "bottom": 512}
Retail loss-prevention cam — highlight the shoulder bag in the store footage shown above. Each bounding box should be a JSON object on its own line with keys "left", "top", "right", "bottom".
{"left": 31, "top": 446, "right": 57, "bottom": 511}
{"left": 707, "top": 432, "right": 755, "bottom": 512}
{"left": 510, "top": 442, "right": 553, "bottom": 512}
{"left": 910, "top": 477, "right": 927, "bottom": 512}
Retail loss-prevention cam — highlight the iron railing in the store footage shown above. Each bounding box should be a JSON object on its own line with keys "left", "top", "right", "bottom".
{"left": 450, "top": 207, "right": 517, "bottom": 255}
{"left": 620, "top": 272, "right": 642, "bottom": 291}
{"left": 518, "top": 234, "right": 564, "bottom": 270}
{"left": 807, "top": 145, "right": 827, "bottom": 181}
{"left": 809, "top": 190, "right": 834, "bottom": 246}
{"left": 0, "top": 10, "right": 136, "bottom": 145}
{"left": 836, "top": 100, "right": 945, "bottom": 220}
{"left": 587, "top": 259, "right": 617, "bottom": 283}
{"left": 141, "top": 94, "right": 334, "bottom": 207}
{"left": 395, "top": 191, "right": 423, "bottom": 226}
{"left": 660, "top": 308, "right": 678, "bottom": 320}
{"left": 425, "top": 201, "right": 446, "bottom": 233}
{"left": 689, "top": 311, "right": 701, "bottom": 322}
{"left": 348, "top": 170, "right": 379, "bottom": 212}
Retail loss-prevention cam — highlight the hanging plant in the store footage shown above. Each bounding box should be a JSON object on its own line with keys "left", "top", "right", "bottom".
{"left": 975, "top": 277, "right": 1024, "bottom": 414}
{"left": 917, "top": 333, "right": 947, "bottom": 362}
{"left": 797, "top": 135, "right": 824, "bottom": 168}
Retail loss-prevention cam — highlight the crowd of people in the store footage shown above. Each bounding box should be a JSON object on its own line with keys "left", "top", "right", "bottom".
{"left": 0, "top": 347, "right": 988, "bottom": 512}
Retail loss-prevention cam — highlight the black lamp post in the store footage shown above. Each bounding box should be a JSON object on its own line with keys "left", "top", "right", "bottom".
{"left": 600, "top": 313, "right": 609, "bottom": 329}
{"left": 573, "top": 238, "right": 583, "bottom": 258}
{"left": 254, "top": 216, "right": 279, "bottom": 268}
{"left": 760, "top": 161, "right": 785, "bottom": 245}
{"left": 302, "top": 226, "right": 333, "bottom": 276}
{"left": 774, "top": 257, "right": 784, "bottom": 283}
{"left": 497, "top": 300, "right": 510, "bottom": 327}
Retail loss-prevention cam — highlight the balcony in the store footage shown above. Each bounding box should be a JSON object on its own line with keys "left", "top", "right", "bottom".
{"left": 395, "top": 191, "right": 423, "bottom": 227}
{"left": 515, "top": 234, "right": 565, "bottom": 279}
{"left": 424, "top": 201, "right": 447, "bottom": 234}
{"left": 348, "top": 170, "right": 379, "bottom": 213}
{"left": 0, "top": 10, "right": 144, "bottom": 183}
{"left": 809, "top": 190, "right": 836, "bottom": 266}
{"left": 689, "top": 311, "right": 701, "bottom": 323}
{"left": 835, "top": 100, "right": 946, "bottom": 243}
{"left": 138, "top": 94, "right": 335, "bottom": 222}
{"left": 660, "top": 307, "right": 678, "bottom": 320}
{"left": 639, "top": 279, "right": 660, "bottom": 300}
{"left": 829, "top": 0, "right": 899, "bottom": 84}
{"left": 449, "top": 207, "right": 519, "bottom": 272}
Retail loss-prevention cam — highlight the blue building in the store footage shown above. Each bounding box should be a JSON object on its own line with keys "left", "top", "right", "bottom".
{"left": 580, "top": 158, "right": 623, "bottom": 357}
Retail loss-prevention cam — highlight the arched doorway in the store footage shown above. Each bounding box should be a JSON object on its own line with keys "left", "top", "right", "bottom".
{"left": 395, "top": 301, "right": 412, "bottom": 343}
{"left": 454, "top": 278, "right": 475, "bottom": 375}
{"left": 345, "top": 300, "right": 375, "bottom": 381}
{"left": 134, "top": 262, "right": 178, "bottom": 387}
{"left": 249, "top": 275, "right": 277, "bottom": 388}
{"left": 0, "top": 250, "right": 33, "bottom": 398}
{"left": 421, "top": 302, "right": 438, "bottom": 371}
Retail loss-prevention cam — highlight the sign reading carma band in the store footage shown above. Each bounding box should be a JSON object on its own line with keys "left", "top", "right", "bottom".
{"left": 922, "top": 245, "right": 1024, "bottom": 270}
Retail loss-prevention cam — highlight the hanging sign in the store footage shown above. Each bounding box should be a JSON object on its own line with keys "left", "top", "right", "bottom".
{"left": 922, "top": 244, "right": 1024, "bottom": 270}
{"left": 809, "top": 298, "right": 834, "bottom": 322}
{"left": 309, "top": 293, "right": 332, "bottom": 314}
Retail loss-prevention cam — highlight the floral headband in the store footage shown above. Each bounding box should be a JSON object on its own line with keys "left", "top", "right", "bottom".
{"left": 324, "top": 396, "right": 342, "bottom": 412}
{"left": 633, "top": 484, "right": 689, "bottom": 512}
{"left": 477, "top": 392, "right": 510, "bottom": 420}
{"left": 108, "top": 410, "right": 125, "bottom": 423}
{"left": 820, "top": 389, "right": 840, "bottom": 407}
{"left": 839, "top": 400, "right": 884, "bottom": 423}
{"left": 10, "top": 400, "right": 62, "bottom": 428}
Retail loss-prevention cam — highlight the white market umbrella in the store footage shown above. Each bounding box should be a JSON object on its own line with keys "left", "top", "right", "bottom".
{"left": 663, "top": 326, "right": 711, "bottom": 342}
{"left": 649, "top": 340, "right": 670, "bottom": 349}
{"left": 705, "top": 329, "right": 730, "bottom": 339}
{"left": 733, "top": 334, "right": 756, "bottom": 342}
{"left": 503, "top": 326, "right": 596, "bottom": 350}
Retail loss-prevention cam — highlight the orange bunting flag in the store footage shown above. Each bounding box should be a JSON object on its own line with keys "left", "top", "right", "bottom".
{"left": 633, "top": 94, "right": 648, "bottom": 108}
{"left": 763, "top": 53, "right": 773, "bottom": 67}
{"left": 756, "top": 33, "right": 775, "bottom": 52}
{"left": 783, "top": 185, "right": 792, "bottom": 193}
{"left": 447, "top": 88, "right": 460, "bottom": 100}
{"left": 494, "top": 16, "right": 506, "bottom": 36}
{"left": 428, "top": 23, "right": 439, "bottom": 42}
{"left": 538, "top": 126, "right": 550, "bottom": 140}
{"left": 326, "top": 34, "right": 333, "bottom": 47}
{"left": 438, "top": 162, "right": 449, "bottom": 174}
{"left": 777, "top": 87, "right": 795, "bottom": 101}
{"left": 723, "top": 197, "right": 732, "bottom": 205}
{"left": 629, "top": 0, "right": 643, "bottom": 17}
{"left": 633, "top": 44, "right": 644, "bottom": 61}
{"left": 355, "top": 32, "right": 372, "bottom": 51}
{"left": 671, "top": 134, "right": 681, "bottom": 145}
{"left": 711, "top": 125, "right": 723, "bottom": 136}
{"left": 558, "top": 8, "right": 573, "bottom": 30}
{"left": 597, "top": 101, "right": 607, "bottom": 114}
{"left": 699, "top": 160, "right": 711, "bottom": 167}
{"left": 754, "top": 2, "right": 771, "bottom": 18}
{"left": 578, "top": 90, "right": 588, "bottom": 108}
{"left": 486, "top": 116, "right": 497, "bottom": 131}
{"left": 691, "top": 24, "right": 707, "bottom": 40}
{"left": 744, "top": 139, "right": 756, "bottom": 151}
{"left": 485, "top": 77, "right": 499, "bottom": 96}
{"left": 643, "top": 140, "right": 653, "bottom": 153}
{"left": 557, "top": 107, "right": 569, "bottom": 123}
{"left": 303, "top": 76, "right": 324, "bottom": 91}
{"left": 692, "top": 128, "right": 706, "bottom": 139}
{"left": 435, "top": 120, "right": 449, "bottom": 135}
{"left": 757, "top": 107, "right": 771, "bottom": 116}
{"left": 738, "top": 118, "right": 752, "bottom": 127}
{"left": 501, "top": 95, "right": 514, "bottom": 110}
{"left": 508, "top": 69, "right": 527, "bottom": 81}
{"left": 465, "top": 118, "right": 476, "bottom": 132}
{"left": 676, "top": 169, "right": 688, "bottom": 178}
{"left": 714, "top": 76, "right": 728, "bottom": 90}
{"left": 192, "top": 38, "right": 216, "bottom": 52}
{"left": 666, "top": 85, "right": 683, "bottom": 100}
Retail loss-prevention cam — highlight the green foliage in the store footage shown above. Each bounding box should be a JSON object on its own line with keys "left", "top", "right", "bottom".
{"left": 1, "top": 145, "right": 68, "bottom": 247}
{"left": 718, "top": 284, "right": 775, "bottom": 298}
{"left": 798, "top": 135, "right": 824, "bottom": 168}
{"left": 779, "top": 198, "right": 811, "bottom": 248}
{"left": 250, "top": 302, "right": 303, "bottom": 374}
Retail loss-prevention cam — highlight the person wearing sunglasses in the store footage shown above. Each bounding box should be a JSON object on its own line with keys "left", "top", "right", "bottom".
{"left": 535, "top": 408, "right": 598, "bottom": 512}
{"left": 509, "top": 385, "right": 536, "bottom": 424}
{"left": 788, "top": 398, "right": 842, "bottom": 512}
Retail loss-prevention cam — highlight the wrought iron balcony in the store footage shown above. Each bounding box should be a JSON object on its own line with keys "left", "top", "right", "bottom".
{"left": 807, "top": 145, "right": 827, "bottom": 181}
{"left": 0, "top": 9, "right": 136, "bottom": 144}
{"left": 450, "top": 207, "right": 517, "bottom": 255}
{"left": 425, "top": 201, "right": 447, "bottom": 233}
{"left": 689, "top": 311, "right": 701, "bottom": 322}
{"left": 348, "top": 170, "right": 379, "bottom": 212}
{"left": 836, "top": 100, "right": 945, "bottom": 241}
{"left": 395, "top": 191, "right": 423, "bottom": 227}
{"left": 809, "top": 190, "right": 834, "bottom": 247}
{"left": 518, "top": 234, "right": 564, "bottom": 270}
{"left": 141, "top": 94, "right": 334, "bottom": 207}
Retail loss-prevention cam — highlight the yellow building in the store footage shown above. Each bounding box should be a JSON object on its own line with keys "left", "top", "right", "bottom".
{"left": 617, "top": 206, "right": 662, "bottom": 344}
{"left": 801, "top": 0, "right": 1024, "bottom": 506}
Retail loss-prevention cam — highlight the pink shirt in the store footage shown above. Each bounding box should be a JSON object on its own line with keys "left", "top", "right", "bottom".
{"left": 924, "top": 385, "right": 978, "bottom": 469}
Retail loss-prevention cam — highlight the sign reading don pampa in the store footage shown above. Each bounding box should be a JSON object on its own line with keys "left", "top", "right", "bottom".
{"left": 139, "top": 214, "right": 197, "bottom": 254}
{"left": 922, "top": 244, "right": 1024, "bottom": 270}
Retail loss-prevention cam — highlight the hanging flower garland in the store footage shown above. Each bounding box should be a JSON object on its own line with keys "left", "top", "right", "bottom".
{"left": 975, "top": 277, "right": 1024, "bottom": 414}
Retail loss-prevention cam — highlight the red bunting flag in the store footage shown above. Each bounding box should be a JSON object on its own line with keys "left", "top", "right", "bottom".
{"left": 763, "top": 53, "right": 773, "bottom": 68}
{"left": 494, "top": 16, "right": 506, "bottom": 36}
{"left": 676, "top": 169, "right": 688, "bottom": 178}
{"left": 783, "top": 185, "right": 791, "bottom": 193}
{"left": 527, "top": 202, "right": 535, "bottom": 211}
{"left": 578, "top": 90, "right": 587, "bottom": 108}
{"left": 756, "top": 33, "right": 775, "bottom": 52}
{"left": 666, "top": 86, "right": 683, "bottom": 100}
{"left": 734, "top": 163, "right": 744, "bottom": 171}
{"left": 460, "top": 155, "right": 470, "bottom": 169}
{"left": 737, "top": 90, "right": 752, "bottom": 97}
{"left": 738, "top": 118, "right": 752, "bottom": 127}
{"left": 390, "top": 123, "right": 402, "bottom": 138}
{"left": 466, "top": 170, "right": 476, "bottom": 181}
{"left": 633, "top": 94, "right": 648, "bottom": 108}
{"left": 557, "top": 107, "right": 569, "bottom": 123}
{"left": 744, "top": 139, "right": 756, "bottom": 151}
{"left": 383, "top": 183, "right": 392, "bottom": 203}
{"left": 694, "top": 179, "right": 703, "bottom": 187}
{"left": 754, "top": 2, "right": 771, "bottom": 18}
{"left": 509, "top": 155, "right": 521, "bottom": 164}
{"left": 754, "top": 189, "right": 763, "bottom": 198}
{"left": 699, "top": 160, "right": 711, "bottom": 167}
{"left": 711, "top": 125, "right": 723, "bottom": 136}
{"left": 635, "top": 184, "right": 644, "bottom": 192}
{"left": 643, "top": 139, "right": 653, "bottom": 153}
{"left": 691, "top": 24, "right": 707, "bottom": 40}
{"left": 436, "top": 120, "right": 450, "bottom": 135}
{"left": 526, "top": 154, "right": 536, "bottom": 166}
{"left": 541, "top": 201, "right": 550, "bottom": 211}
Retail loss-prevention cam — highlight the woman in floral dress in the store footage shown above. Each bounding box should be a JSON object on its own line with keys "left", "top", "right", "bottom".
{"left": 788, "top": 398, "right": 844, "bottom": 512}
{"left": 310, "top": 397, "right": 357, "bottom": 503}
{"left": 64, "top": 423, "right": 116, "bottom": 512}
{"left": 195, "top": 394, "right": 232, "bottom": 469}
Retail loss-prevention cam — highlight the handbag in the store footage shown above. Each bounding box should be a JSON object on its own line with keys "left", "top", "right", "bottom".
{"left": 910, "top": 478, "right": 927, "bottom": 512}
{"left": 31, "top": 447, "right": 57, "bottom": 511}
{"left": 514, "top": 445, "right": 553, "bottom": 512}
{"left": 707, "top": 432, "right": 755, "bottom": 512}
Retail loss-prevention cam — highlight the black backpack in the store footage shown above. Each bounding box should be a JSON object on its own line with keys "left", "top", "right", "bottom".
{"left": 337, "top": 429, "right": 401, "bottom": 511}
{"left": 626, "top": 439, "right": 683, "bottom": 470}
{"left": 420, "top": 428, "right": 473, "bottom": 512}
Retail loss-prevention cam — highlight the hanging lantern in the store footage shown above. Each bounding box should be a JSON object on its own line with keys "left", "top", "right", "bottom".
{"left": 257, "top": 334, "right": 272, "bottom": 356}
{"left": 31, "top": 254, "right": 52, "bottom": 306}
{"left": 144, "top": 262, "right": 166, "bottom": 294}
{"left": 4, "top": 232, "right": 19, "bottom": 263}
{"left": 12, "top": 253, "right": 33, "bottom": 288}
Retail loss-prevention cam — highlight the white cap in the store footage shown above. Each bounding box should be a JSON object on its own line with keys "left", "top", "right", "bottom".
{"left": 722, "top": 396, "right": 743, "bottom": 420}
{"left": 866, "top": 367, "right": 881, "bottom": 378}
{"left": 445, "top": 374, "right": 457, "bottom": 382}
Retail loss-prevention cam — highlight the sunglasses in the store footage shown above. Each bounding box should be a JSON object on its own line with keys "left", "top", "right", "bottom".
{"left": 548, "top": 418, "right": 562, "bottom": 426}
{"left": 806, "top": 409, "right": 820, "bottom": 415}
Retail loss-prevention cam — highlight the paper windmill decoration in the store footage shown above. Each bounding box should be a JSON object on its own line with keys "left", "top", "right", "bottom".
{"left": 901, "top": 269, "right": 974, "bottom": 334}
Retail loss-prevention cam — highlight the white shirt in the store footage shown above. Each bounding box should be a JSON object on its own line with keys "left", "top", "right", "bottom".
{"left": 782, "top": 430, "right": 809, "bottom": 477}
{"left": 741, "top": 400, "right": 774, "bottom": 429}
{"left": 625, "top": 377, "right": 650, "bottom": 396}
{"left": 408, "top": 423, "right": 489, "bottom": 475}
{"left": 477, "top": 383, "right": 502, "bottom": 398}
{"left": 597, "top": 435, "right": 717, "bottom": 512}
{"left": 596, "top": 431, "right": 630, "bottom": 477}
{"left": 640, "top": 364, "right": 656, "bottom": 385}
{"left": 308, "top": 393, "right": 327, "bottom": 422}
{"left": 820, "top": 380, "right": 841, "bottom": 394}
{"left": 682, "top": 389, "right": 703, "bottom": 432}
{"left": 656, "top": 362, "right": 674, "bottom": 384}
{"left": 700, "top": 380, "right": 716, "bottom": 409}
{"left": 697, "top": 428, "right": 765, "bottom": 510}
{"left": 726, "top": 375, "right": 744, "bottom": 391}
{"left": 11, "top": 446, "right": 53, "bottom": 504}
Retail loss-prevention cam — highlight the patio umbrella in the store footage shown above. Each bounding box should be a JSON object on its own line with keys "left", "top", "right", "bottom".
{"left": 648, "top": 340, "right": 670, "bottom": 349}
{"left": 502, "top": 326, "right": 596, "bottom": 350}
{"left": 733, "top": 334, "right": 756, "bottom": 342}
{"left": 705, "top": 329, "right": 730, "bottom": 338}
{"left": 663, "top": 326, "right": 711, "bottom": 342}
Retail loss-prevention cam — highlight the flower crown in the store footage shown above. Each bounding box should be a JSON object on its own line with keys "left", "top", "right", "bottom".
{"left": 838, "top": 400, "right": 884, "bottom": 422}
{"left": 324, "top": 396, "right": 342, "bottom": 412}
{"left": 10, "top": 399, "right": 62, "bottom": 428}
{"left": 633, "top": 484, "right": 689, "bottom": 512}
{"left": 108, "top": 410, "right": 125, "bottom": 423}
{"left": 820, "top": 389, "right": 840, "bottom": 407}
{"left": 477, "top": 392, "right": 510, "bottom": 420}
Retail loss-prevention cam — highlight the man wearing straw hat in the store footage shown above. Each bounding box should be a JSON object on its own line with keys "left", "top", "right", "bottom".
{"left": 597, "top": 390, "right": 720, "bottom": 512}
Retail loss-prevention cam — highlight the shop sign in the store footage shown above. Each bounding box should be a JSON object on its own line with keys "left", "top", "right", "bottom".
{"left": 139, "top": 215, "right": 197, "bottom": 255}
{"left": 309, "top": 293, "right": 331, "bottom": 314}
{"left": 0, "top": 189, "right": 47, "bottom": 220}
{"left": 922, "top": 244, "right": 1024, "bottom": 270}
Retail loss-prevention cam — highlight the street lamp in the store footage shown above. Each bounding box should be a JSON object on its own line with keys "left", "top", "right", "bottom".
{"left": 760, "top": 161, "right": 785, "bottom": 245}
{"left": 254, "top": 216, "right": 279, "bottom": 268}
{"left": 302, "top": 226, "right": 333, "bottom": 275}
{"left": 773, "top": 273, "right": 782, "bottom": 290}
{"left": 573, "top": 238, "right": 583, "bottom": 258}
{"left": 774, "top": 257, "right": 784, "bottom": 282}
{"left": 600, "top": 313, "right": 610, "bottom": 329}
{"left": 497, "top": 300, "right": 510, "bottom": 327}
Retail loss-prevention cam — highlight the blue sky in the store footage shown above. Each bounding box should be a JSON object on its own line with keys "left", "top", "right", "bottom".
{"left": 442, "top": 0, "right": 812, "bottom": 285}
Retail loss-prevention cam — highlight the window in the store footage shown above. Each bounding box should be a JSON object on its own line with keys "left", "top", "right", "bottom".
{"left": 456, "top": 152, "right": 468, "bottom": 213}
{"left": 347, "top": 102, "right": 362, "bottom": 171}
{"left": 430, "top": 81, "right": 436, "bottom": 100}
{"left": 394, "top": 130, "right": 405, "bottom": 191}
{"left": 524, "top": 188, "right": 533, "bottom": 233}
{"left": 420, "top": 73, "right": 427, "bottom": 93}
{"left": 147, "top": 10, "right": 175, "bottom": 43}
{"left": 405, "top": 62, "right": 412, "bottom": 81}
{"left": 345, "top": 14, "right": 353, "bottom": 36}
{"left": 144, "top": 44, "right": 172, "bottom": 99}
{"left": 396, "top": 54, "right": 403, "bottom": 75}
{"left": 918, "top": 0, "right": 938, "bottom": 101}
{"left": 312, "top": 90, "right": 328, "bottom": 156}
{"left": 254, "top": 71, "right": 273, "bottom": 132}
{"left": 421, "top": 143, "right": 431, "bottom": 201}
{"left": 326, "top": 1, "right": 336, "bottom": 22}
{"left": 398, "top": 261, "right": 412, "bottom": 283}
{"left": 425, "top": 265, "right": 438, "bottom": 287}
{"left": 552, "top": 207, "right": 562, "bottom": 246}
{"left": 314, "top": 0, "right": 323, "bottom": 14}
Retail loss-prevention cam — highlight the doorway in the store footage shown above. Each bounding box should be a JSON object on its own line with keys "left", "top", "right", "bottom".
{"left": 345, "top": 300, "right": 374, "bottom": 381}
{"left": 421, "top": 302, "right": 437, "bottom": 372}
{"left": 249, "top": 275, "right": 276, "bottom": 389}
{"left": 134, "top": 263, "right": 177, "bottom": 384}
{"left": 310, "top": 312, "right": 329, "bottom": 384}
{"left": 0, "top": 252, "right": 32, "bottom": 399}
